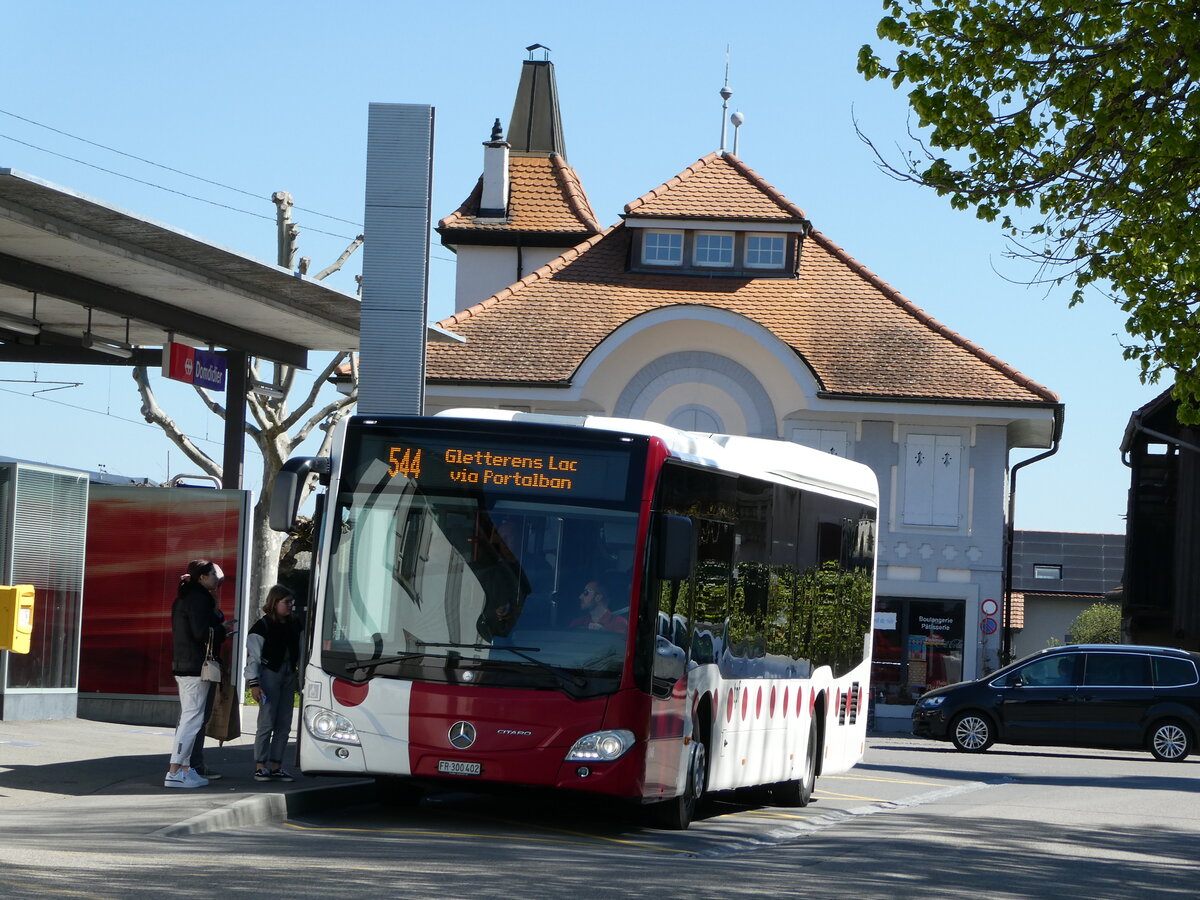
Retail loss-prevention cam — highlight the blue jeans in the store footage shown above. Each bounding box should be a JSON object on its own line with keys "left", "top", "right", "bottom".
{"left": 255, "top": 666, "right": 296, "bottom": 766}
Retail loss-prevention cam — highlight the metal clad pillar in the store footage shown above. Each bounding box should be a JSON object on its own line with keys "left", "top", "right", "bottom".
{"left": 359, "top": 103, "right": 434, "bottom": 415}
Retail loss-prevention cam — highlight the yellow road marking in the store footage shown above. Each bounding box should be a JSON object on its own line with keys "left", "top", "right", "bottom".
{"left": 814, "top": 789, "right": 887, "bottom": 802}
{"left": 283, "top": 821, "right": 694, "bottom": 855}
{"left": 822, "top": 774, "right": 941, "bottom": 786}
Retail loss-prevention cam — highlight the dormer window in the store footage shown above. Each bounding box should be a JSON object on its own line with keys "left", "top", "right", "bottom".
{"left": 629, "top": 224, "right": 799, "bottom": 276}
{"left": 642, "top": 230, "right": 684, "bottom": 266}
{"left": 694, "top": 232, "right": 734, "bottom": 267}
{"left": 745, "top": 234, "right": 786, "bottom": 269}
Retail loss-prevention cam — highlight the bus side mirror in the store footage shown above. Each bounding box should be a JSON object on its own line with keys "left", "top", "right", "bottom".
{"left": 270, "top": 456, "right": 330, "bottom": 532}
{"left": 654, "top": 514, "right": 695, "bottom": 582}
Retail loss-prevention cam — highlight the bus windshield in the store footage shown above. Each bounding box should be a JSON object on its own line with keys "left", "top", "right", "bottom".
{"left": 320, "top": 426, "right": 644, "bottom": 698}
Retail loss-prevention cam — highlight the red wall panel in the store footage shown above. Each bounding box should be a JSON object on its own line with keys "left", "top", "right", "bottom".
{"left": 79, "top": 486, "right": 246, "bottom": 696}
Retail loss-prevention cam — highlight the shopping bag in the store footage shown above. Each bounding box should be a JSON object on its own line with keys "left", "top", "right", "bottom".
{"left": 205, "top": 675, "right": 241, "bottom": 744}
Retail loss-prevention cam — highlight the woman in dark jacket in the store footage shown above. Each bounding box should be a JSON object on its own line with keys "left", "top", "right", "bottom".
{"left": 244, "top": 583, "right": 302, "bottom": 781}
{"left": 165, "top": 559, "right": 226, "bottom": 789}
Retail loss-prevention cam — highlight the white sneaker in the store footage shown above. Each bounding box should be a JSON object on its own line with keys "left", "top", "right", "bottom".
{"left": 167, "top": 768, "right": 209, "bottom": 789}
{"left": 164, "top": 770, "right": 184, "bottom": 788}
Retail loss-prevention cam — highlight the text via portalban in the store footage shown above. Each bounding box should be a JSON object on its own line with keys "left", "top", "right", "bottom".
{"left": 444, "top": 448, "right": 578, "bottom": 490}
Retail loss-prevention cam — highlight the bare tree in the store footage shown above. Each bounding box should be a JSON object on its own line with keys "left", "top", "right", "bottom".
{"left": 133, "top": 194, "right": 362, "bottom": 604}
{"left": 134, "top": 352, "right": 356, "bottom": 603}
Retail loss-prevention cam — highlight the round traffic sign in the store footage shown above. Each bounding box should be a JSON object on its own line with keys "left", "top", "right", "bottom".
{"left": 980, "top": 616, "right": 998, "bottom": 635}
{"left": 981, "top": 598, "right": 998, "bottom": 616}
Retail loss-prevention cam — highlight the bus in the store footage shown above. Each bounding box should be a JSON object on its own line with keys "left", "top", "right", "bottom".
{"left": 270, "top": 409, "right": 878, "bottom": 829}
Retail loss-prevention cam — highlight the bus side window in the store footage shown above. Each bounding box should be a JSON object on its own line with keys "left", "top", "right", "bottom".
{"left": 694, "top": 519, "right": 732, "bottom": 666}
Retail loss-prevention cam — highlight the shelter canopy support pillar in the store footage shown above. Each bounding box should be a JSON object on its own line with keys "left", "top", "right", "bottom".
{"left": 222, "top": 351, "right": 247, "bottom": 489}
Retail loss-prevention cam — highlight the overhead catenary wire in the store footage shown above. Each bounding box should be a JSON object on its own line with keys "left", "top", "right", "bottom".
{"left": 0, "top": 131, "right": 360, "bottom": 243}
{"left": 0, "top": 382, "right": 261, "bottom": 460}
{"left": 0, "top": 107, "right": 364, "bottom": 229}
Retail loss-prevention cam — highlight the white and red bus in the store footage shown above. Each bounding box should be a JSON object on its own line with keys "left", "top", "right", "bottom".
{"left": 271, "top": 410, "right": 878, "bottom": 828}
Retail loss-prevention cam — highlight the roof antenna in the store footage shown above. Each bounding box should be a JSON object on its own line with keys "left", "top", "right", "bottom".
{"left": 731, "top": 110, "right": 744, "bottom": 156}
{"left": 719, "top": 45, "right": 733, "bottom": 154}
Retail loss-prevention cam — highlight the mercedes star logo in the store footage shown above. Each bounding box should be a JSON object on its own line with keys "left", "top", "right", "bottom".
{"left": 448, "top": 721, "right": 477, "bottom": 750}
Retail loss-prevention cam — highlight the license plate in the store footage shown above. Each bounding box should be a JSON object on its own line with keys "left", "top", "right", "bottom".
{"left": 437, "top": 759, "right": 482, "bottom": 776}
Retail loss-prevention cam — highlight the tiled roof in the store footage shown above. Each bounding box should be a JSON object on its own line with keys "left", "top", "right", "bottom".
{"left": 438, "top": 155, "right": 600, "bottom": 236}
{"left": 428, "top": 221, "right": 1057, "bottom": 404}
{"left": 624, "top": 153, "right": 808, "bottom": 222}
{"left": 1010, "top": 592, "right": 1025, "bottom": 629}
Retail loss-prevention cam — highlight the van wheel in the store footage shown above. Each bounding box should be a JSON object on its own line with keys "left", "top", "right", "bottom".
{"left": 1149, "top": 719, "right": 1191, "bottom": 762}
{"left": 950, "top": 712, "right": 994, "bottom": 752}
{"left": 774, "top": 719, "right": 819, "bottom": 807}
{"left": 649, "top": 739, "right": 706, "bottom": 830}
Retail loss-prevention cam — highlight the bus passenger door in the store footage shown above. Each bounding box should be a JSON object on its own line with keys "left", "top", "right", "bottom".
{"left": 644, "top": 572, "right": 691, "bottom": 797}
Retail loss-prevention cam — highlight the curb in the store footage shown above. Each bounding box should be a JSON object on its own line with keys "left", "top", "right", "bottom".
{"left": 153, "top": 780, "right": 376, "bottom": 838}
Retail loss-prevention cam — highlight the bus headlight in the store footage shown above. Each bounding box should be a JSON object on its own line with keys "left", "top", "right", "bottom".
{"left": 565, "top": 729, "right": 635, "bottom": 762}
{"left": 303, "top": 705, "right": 361, "bottom": 745}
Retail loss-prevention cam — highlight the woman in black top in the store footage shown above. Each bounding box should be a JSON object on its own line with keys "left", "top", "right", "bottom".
{"left": 244, "top": 583, "right": 302, "bottom": 781}
{"left": 166, "top": 559, "right": 226, "bottom": 789}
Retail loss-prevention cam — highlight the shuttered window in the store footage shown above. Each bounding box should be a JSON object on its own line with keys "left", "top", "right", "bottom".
{"left": 791, "top": 428, "right": 849, "bottom": 458}
{"left": 902, "top": 434, "right": 961, "bottom": 527}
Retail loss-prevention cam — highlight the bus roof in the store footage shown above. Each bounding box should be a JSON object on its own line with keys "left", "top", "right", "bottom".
{"left": 433, "top": 408, "right": 879, "bottom": 505}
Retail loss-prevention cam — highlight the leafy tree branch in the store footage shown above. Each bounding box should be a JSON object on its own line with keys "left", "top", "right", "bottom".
{"left": 859, "top": 1, "right": 1200, "bottom": 417}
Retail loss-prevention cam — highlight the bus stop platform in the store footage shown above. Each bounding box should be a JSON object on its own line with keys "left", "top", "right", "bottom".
{"left": 0, "top": 709, "right": 373, "bottom": 839}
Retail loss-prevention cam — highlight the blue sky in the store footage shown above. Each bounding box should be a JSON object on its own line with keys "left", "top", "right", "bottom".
{"left": 0, "top": 1, "right": 1159, "bottom": 530}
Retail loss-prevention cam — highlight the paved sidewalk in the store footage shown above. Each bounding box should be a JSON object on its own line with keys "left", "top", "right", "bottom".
{"left": 0, "top": 708, "right": 373, "bottom": 838}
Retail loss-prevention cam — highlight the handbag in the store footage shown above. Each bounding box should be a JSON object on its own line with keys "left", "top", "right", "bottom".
{"left": 200, "top": 628, "right": 222, "bottom": 683}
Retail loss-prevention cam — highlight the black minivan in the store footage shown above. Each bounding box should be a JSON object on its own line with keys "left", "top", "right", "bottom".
{"left": 912, "top": 644, "right": 1200, "bottom": 761}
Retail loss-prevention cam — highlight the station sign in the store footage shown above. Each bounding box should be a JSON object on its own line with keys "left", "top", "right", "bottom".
{"left": 162, "top": 342, "right": 227, "bottom": 391}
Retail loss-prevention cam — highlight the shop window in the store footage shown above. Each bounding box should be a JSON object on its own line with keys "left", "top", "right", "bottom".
{"left": 872, "top": 596, "right": 965, "bottom": 705}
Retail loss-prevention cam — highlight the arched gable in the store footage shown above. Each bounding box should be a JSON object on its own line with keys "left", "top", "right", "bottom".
{"left": 570, "top": 305, "right": 825, "bottom": 438}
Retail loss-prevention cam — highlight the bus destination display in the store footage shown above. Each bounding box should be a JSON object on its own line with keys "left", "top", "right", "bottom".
{"left": 356, "top": 434, "right": 633, "bottom": 502}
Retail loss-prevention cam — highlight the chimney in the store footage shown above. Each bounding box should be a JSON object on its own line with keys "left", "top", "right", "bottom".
{"left": 478, "top": 118, "right": 509, "bottom": 220}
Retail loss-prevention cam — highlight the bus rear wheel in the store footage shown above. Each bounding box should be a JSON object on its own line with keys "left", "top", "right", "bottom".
{"left": 774, "top": 718, "right": 818, "bottom": 807}
{"left": 649, "top": 739, "right": 706, "bottom": 830}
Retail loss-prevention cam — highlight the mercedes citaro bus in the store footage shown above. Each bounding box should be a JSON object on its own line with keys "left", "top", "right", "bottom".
{"left": 270, "top": 410, "right": 878, "bottom": 828}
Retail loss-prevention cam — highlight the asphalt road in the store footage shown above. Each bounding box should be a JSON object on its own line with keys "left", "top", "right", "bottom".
{"left": 4, "top": 735, "right": 1198, "bottom": 899}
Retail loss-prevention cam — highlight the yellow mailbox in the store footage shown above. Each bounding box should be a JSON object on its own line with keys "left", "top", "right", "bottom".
{"left": 0, "top": 584, "right": 35, "bottom": 654}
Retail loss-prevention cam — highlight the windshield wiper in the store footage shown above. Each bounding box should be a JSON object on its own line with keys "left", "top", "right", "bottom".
{"left": 416, "top": 641, "right": 587, "bottom": 689}
{"left": 345, "top": 651, "right": 430, "bottom": 676}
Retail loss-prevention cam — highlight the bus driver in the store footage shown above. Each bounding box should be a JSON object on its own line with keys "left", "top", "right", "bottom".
{"left": 570, "top": 580, "right": 628, "bottom": 634}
